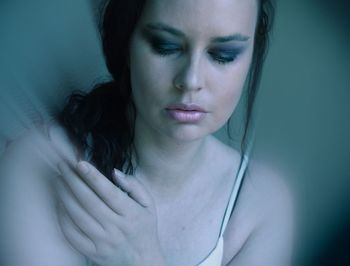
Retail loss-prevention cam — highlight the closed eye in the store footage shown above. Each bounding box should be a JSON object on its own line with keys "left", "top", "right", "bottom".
{"left": 144, "top": 33, "right": 182, "bottom": 56}
{"left": 151, "top": 41, "right": 182, "bottom": 56}
{"left": 207, "top": 48, "right": 242, "bottom": 65}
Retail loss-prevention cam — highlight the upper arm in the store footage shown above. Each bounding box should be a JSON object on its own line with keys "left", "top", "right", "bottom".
{"left": 0, "top": 126, "right": 86, "bottom": 266}
{"left": 224, "top": 160, "right": 295, "bottom": 266}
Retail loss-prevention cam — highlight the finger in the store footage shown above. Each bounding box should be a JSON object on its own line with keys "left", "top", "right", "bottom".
{"left": 27, "top": 128, "right": 78, "bottom": 174}
{"left": 57, "top": 201, "right": 97, "bottom": 257}
{"left": 56, "top": 179, "right": 106, "bottom": 240}
{"left": 112, "top": 169, "right": 153, "bottom": 208}
{"left": 75, "top": 161, "right": 139, "bottom": 215}
{"left": 58, "top": 161, "right": 117, "bottom": 223}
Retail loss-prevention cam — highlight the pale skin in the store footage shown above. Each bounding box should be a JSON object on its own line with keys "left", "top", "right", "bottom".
{"left": 0, "top": 0, "right": 294, "bottom": 266}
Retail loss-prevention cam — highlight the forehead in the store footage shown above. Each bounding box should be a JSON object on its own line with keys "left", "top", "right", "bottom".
{"left": 138, "top": 0, "right": 258, "bottom": 38}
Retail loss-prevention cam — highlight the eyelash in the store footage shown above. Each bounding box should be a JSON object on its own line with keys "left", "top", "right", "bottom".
{"left": 152, "top": 44, "right": 182, "bottom": 56}
{"left": 150, "top": 42, "right": 239, "bottom": 65}
{"left": 208, "top": 50, "right": 238, "bottom": 64}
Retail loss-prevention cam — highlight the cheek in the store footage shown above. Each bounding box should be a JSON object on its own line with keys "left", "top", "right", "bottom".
{"left": 215, "top": 83, "right": 243, "bottom": 127}
{"left": 129, "top": 44, "right": 170, "bottom": 106}
{"left": 211, "top": 58, "right": 252, "bottom": 125}
{"left": 130, "top": 51, "right": 156, "bottom": 106}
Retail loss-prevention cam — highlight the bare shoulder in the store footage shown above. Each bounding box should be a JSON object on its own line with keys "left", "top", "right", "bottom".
{"left": 244, "top": 157, "right": 293, "bottom": 214}
{"left": 207, "top": 136, "right": 242, "bottom": 175}
{"left": 222, "top": 156, "right": 294, "bottom": 265}
{"left": 1, "top": 122, "right": 77, "bottom": 168}
{"left": 0, "top": 122, "right": 85, "bottom": 266}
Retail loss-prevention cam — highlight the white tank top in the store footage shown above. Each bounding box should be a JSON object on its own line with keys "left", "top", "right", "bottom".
{"left": 196, "top": 154, "right": 249, "bottom": 266}
{"left": 86, "top": 155, "right": 249, "bottom": 266}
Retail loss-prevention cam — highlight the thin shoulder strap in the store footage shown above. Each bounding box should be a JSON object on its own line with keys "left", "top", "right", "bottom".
{"left": 219, "top": 154, "right": 249, "bottom": 237}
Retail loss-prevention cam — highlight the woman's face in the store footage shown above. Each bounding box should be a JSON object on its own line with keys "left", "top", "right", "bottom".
{"left": 129, "top": 0, "right": 258, "bottom": 142}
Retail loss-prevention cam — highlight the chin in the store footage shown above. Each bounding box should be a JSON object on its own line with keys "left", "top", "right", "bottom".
{"left": 164, "top": 125, "right": 211, "bottom": 143}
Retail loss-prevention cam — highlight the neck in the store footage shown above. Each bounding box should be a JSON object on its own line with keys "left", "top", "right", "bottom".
{"left": 132, "top": 119, "right": 209, "bottom": 198}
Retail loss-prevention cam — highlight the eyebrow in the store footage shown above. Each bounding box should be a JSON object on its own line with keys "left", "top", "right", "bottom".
{"left": 210, "top": 34, "right": 250, "bottom": 43}
{"left": 144, "top": 23, "right": 185, "bottom": 38}
{"left": 144, "top": 22, "right": 250, "bottom": 42}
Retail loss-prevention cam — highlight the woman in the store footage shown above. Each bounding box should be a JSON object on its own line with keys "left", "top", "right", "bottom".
{"left": 0, "top": 0, "right": 293, "bottom": 265}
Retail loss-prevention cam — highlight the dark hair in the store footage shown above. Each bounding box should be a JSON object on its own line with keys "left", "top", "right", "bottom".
{"left": 239, "top": 0, "right": 275, "bottom": 152}
{"left": 58, "top": 0, "right": 275, "bottom": 182}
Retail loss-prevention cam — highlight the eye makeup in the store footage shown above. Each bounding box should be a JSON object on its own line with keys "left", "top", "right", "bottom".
{"left": 141, "top": 28, "right": 183, "bottom": 56}
{"left": 207, "top": 46, "right": 245, "bottom": 65}
{"left": 140, "top": 26, "right": 247, "bottom": 64}
{"left": 150, "top": 36, "right": 182, "bottom": 56}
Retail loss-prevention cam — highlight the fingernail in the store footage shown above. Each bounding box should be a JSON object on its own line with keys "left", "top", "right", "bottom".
{"left": 113, "top": 168, "right": 125, "bottom": 179}
{"left": 77, "top": 161, "right": 89, "bottom": 175}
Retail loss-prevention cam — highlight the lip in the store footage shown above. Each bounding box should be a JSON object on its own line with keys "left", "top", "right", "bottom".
{"left": 165, "top": 103, "right": 208, "bottom": 123}
{"left": 166, "top": 103, "right": 208, "bottom": 113}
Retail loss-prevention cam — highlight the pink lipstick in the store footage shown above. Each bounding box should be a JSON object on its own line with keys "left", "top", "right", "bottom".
{"left": 165, "top": 103, "right": 208, "bottom": 123}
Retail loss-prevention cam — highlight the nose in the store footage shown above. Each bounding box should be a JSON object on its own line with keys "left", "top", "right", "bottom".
{"left": 173, "top": 54, "right": 204, "bottom": 92}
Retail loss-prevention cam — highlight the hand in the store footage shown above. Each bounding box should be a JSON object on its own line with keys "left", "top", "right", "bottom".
{"left": 56, "top": 161, "right": 167, "bottom": 266}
